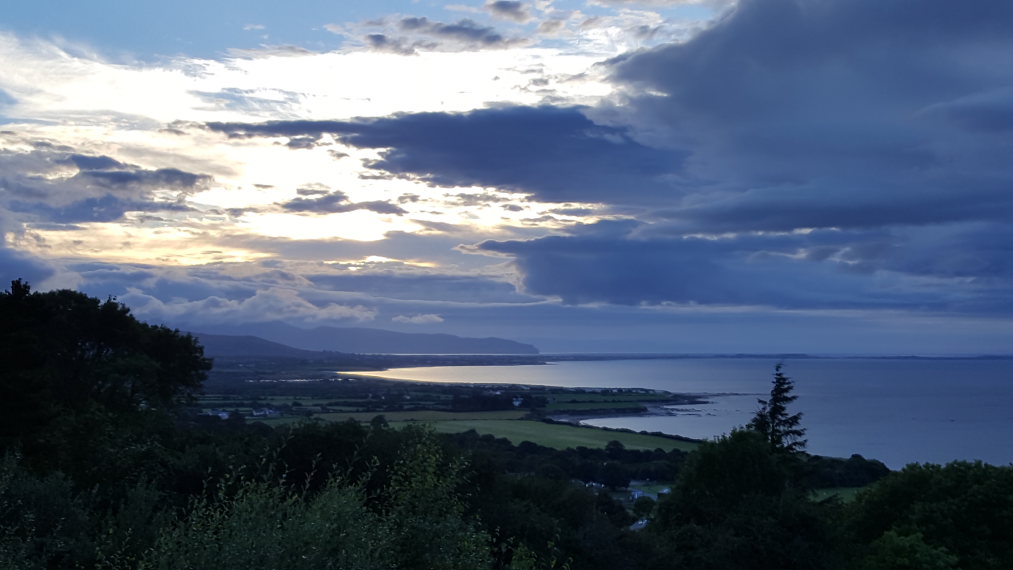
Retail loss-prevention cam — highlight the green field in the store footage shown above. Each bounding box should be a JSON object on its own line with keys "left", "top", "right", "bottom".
{"left": 398, "top": 419, "right": 699, "bottom": 452}
{"left": 252, "top": 409, "right": 526, "bottom": 426}
{"left": 314, "top": 410, "right": 528, "bottom": 423}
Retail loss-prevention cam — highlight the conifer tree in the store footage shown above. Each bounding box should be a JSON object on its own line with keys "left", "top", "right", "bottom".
{"left": 748, "top": 363, "right": 807, "bottom": 454}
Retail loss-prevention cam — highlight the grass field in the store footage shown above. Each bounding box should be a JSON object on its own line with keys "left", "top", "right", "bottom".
{"left": 314, "top": 410, "right": 528, "bottom": 423}
{"left": 246, "top": 409, "right": 527, "bottom": 427}
{"left": 253, "top": 411, "right": 697, "bottom": 452}
{"left": 396, "top": 419, "right": 699, "bottom": 452}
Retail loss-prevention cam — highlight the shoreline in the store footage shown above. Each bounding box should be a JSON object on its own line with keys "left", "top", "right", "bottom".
{"left": 349, "top": 371, "right": 732, "bottom": 447}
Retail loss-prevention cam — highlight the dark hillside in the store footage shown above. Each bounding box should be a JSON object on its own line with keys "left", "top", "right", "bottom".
{"left": 197, "top": 321, "right": 540, "bottom": 354}
{"left": 193, "top": 333, "right": 336, "bottom": 359}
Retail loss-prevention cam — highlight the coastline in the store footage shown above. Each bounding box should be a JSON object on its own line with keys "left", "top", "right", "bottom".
{"left": 344, "top": 368, "right": 718, "bottom": 445}
{"left": 204, "top": 355, "right": 1013, "bottom": 468}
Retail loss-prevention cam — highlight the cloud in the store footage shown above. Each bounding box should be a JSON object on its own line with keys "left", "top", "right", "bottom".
{"left": 591, "top": 0, "right": 728, "bottom": 6}
{"left": 398, "top": 17, "right": 512, "bottom": 46}
{"left": 5, "top": 1, "right": 1013, "bottom": 353}
{"left": 0, "top": 246, "right": 55, "bottom": 288}
{"left": 191, "top": 87, "right": 305, "bottom": 116}
{"left": 347, "top": 15, "right": 527, "bottom": 54}
{"left": 0, "top": 147, "right": 210, "bottom": 197}
{"left": 922, "top": 87, "right": 1013, "bottom": 134}
{"left": 66, "top": 154, "right": 127, "bottom": 171}
{"left": 278, "top": 192, "right": 407, "bottom": 215}
{"left": 10, "top": 194, "right": 192, "bottom": 224}
{"left": 486, "top": 1, "right": 531, "bottom": 23}
{"left": 475, "top": 220, "right": 1013, "bottom": 314}
{"left": 598, "top": 0, "right": 1013, "bottom": 233}
{"left": 120, "top": 286, "right": 378, "bottom": 327}
{"left": 393, "top": 313, "right": 445, "bottom": 324}
{"left": 77, "top": 167, "right": 206, "bottom": 190}
{"left": 341, "top": 106, "right": 681, "bottom": 204}
{"left": 536, "top": 19, "right": 566, "bottom": 35}
{"left": 0, "top": 146, "right": 209, "bottom": 227}
{"left": 208, "top": 106, "right": 682, "bottom": 204}
{"left": 307, "top": 272, "right": 534, "bottom": 304}
{"left": 363, "top": 34, "right": 434, "bottom": 55}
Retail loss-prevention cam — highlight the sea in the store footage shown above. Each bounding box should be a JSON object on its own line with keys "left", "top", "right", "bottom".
{"left": 364, "top": 357, "right": 1013, "bottom": 469}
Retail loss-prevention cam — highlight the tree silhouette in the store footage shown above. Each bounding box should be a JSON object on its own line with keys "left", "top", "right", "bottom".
{"left": 1, "top": 279, "right": 211, "bottom": 450}
{"left": 747, "top": 363, "right": 807, "bottom": 454}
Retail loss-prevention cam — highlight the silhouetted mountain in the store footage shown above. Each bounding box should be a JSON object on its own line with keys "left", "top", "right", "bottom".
{"left": 194, "top": 333, "right": 336, "bottom": 359}
{"left": 193, "top": 322, "right": 540, "bottom": 354}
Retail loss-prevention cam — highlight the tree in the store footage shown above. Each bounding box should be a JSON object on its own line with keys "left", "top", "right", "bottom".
{"left": 747, "top": 363, "right": 806, "bottom": 454}
{"left": 649, "top": 430, "right": 835, "bottom": 570}
{"left": 0, "top": 279, "right": 211, "bottom": 451}
{"left": 845, "top": 462, "right": 1013, "bottom": 570}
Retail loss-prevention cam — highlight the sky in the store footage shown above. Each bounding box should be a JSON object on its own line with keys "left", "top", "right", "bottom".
{"left": 2, "top": 0, "right": 1013, "bottom": 355}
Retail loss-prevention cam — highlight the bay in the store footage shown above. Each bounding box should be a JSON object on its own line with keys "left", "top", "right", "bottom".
{"left": 366, "top": 357, "right": 1013, "bottom": 468}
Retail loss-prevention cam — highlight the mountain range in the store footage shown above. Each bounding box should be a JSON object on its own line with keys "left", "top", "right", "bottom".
{"left": 191, "top": 322, "right": 539, "bottom": 356}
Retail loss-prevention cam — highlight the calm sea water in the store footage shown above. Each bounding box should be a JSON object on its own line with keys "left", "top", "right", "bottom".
{"left": 364, "top": 358, "right": 1013, "bottom": 468}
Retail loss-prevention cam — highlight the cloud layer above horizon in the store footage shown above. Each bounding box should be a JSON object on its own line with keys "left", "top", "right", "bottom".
{"left": 2, "top": 0, "right": 1012, "bottom": 354}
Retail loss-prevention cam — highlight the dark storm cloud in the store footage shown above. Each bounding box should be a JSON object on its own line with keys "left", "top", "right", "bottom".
{"left": 654, "top": 177, "right": 1013, "bottom": 233}
{"left": 603, "top": 0, "right": 1013, "bottom": 232}
{"left": 343, "top": 106, "right": 679, "bottom": 203}
{"left": 452, "top": 0, "right": 1013, "bottom": 315}
{"left": 209, "top": 107, "right": 680, "bottom": 203}
{"left": 476, "top": 220, "right": 1012, "bottom": 312}
{"left": 838, "top": 223, "right": 1013, "bottom": 286}
{"left": 201, "top": 1, "right": 1013, "bottom": 319}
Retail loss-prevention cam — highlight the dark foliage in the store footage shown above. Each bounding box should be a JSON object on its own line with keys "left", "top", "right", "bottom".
{"left": 1, "top": 281, "right": 1008, "bottom": 570}
{"left": 803, "top": 454, "right": 891, "bottom": 489}
{"left": 748, "top": 363, "right": 807, "bottom": 454}
{"left": 846, "top": 461, "right": 1013, "bottom": 569}
{"left": 649, "top": 430, "right": 839, "bottom": 570}
{"left": 0, "top": 280, "right": 210, "bottom": 478}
